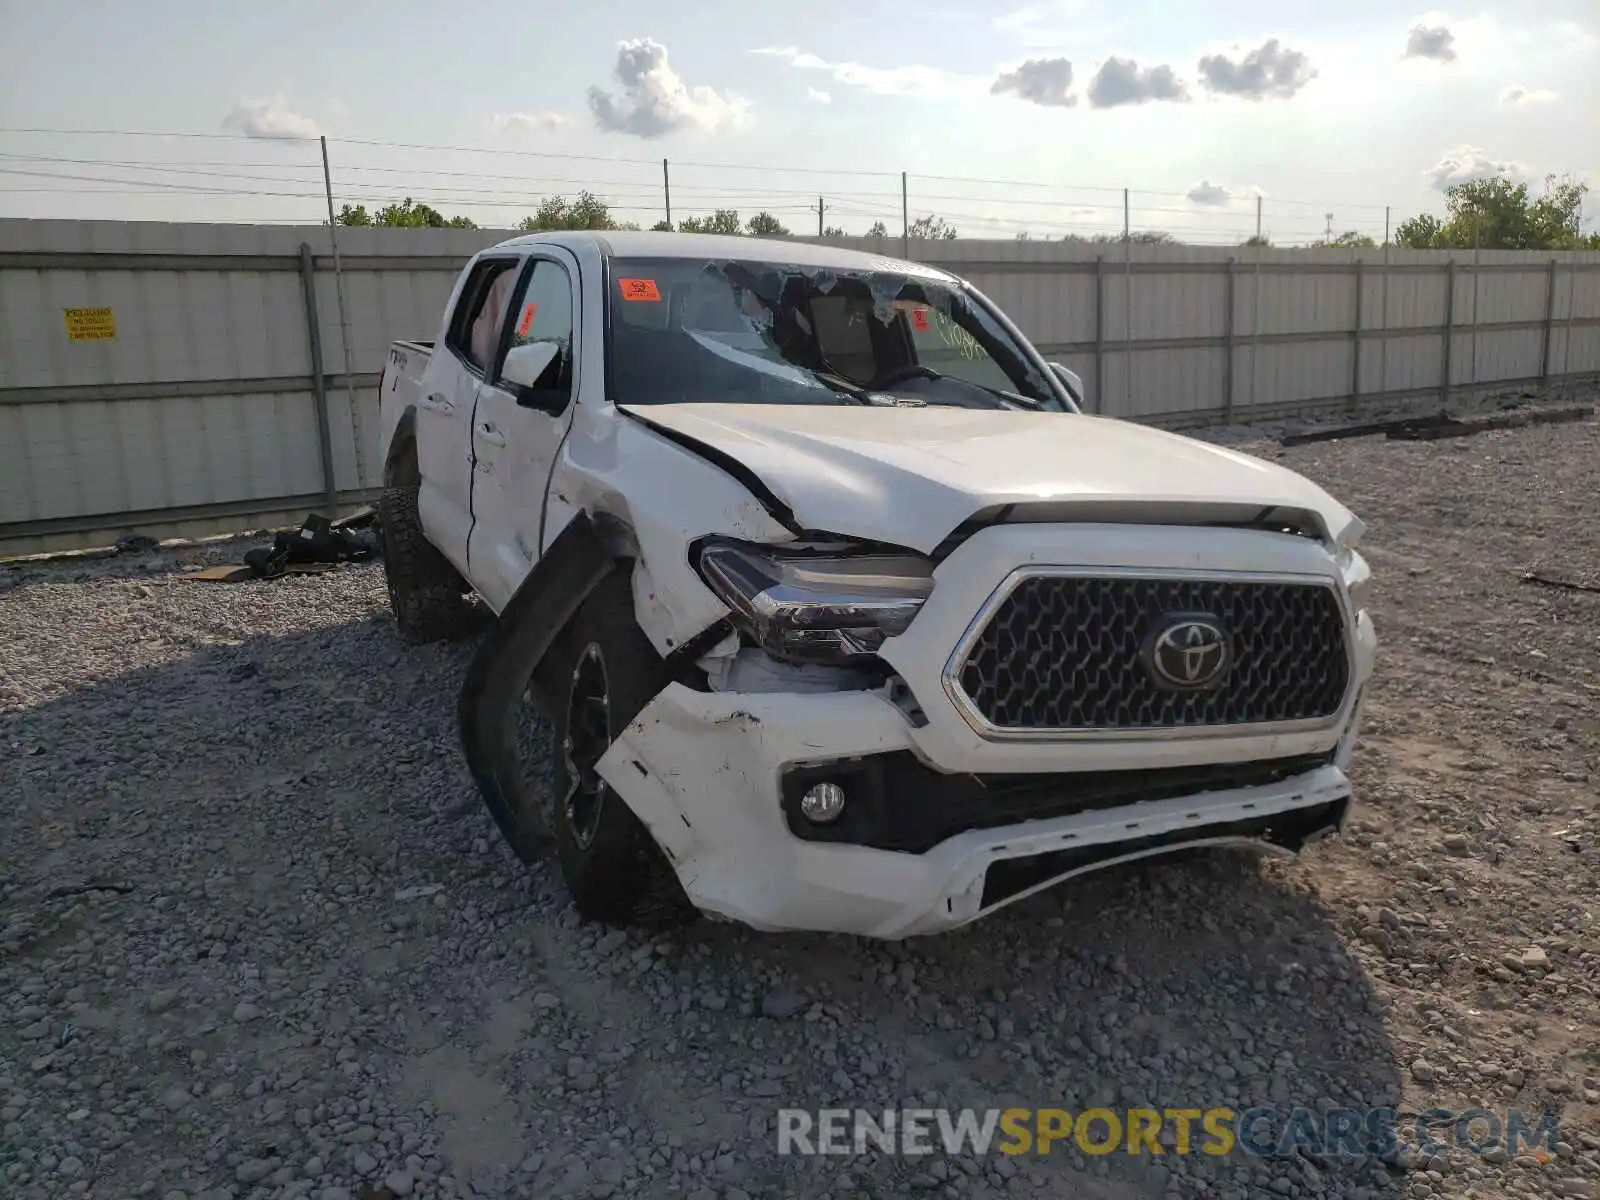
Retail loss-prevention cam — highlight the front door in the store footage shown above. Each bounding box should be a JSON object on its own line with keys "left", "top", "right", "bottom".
{"left": 415, "top": 255, "right": 521, "bottom": 577}
{"left": 466, "top": 249, "right": 582, "bottom": 613}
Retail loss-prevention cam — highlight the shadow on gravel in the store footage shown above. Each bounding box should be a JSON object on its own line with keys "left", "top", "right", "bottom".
{"left": 3, "top": 611, "right": 1408, "bottom": 1200}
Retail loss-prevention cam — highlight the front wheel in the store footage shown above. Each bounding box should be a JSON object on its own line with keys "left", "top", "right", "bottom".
{"left": 548, "top": 569, "right": 694, "bottom": 927}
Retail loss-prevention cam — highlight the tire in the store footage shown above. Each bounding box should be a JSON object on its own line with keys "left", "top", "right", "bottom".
{"left": 377, "top": 484, "right": 478, "bottom": 644}
{"left": 548, "top": 568, "right": 695, "bottom": 927}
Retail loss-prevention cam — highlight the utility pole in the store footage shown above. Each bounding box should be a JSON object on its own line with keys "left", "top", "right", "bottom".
{"left": 662, "top": 158, "right": 672, "bottom": 229}
{"left": 1325, "top": 212, "right": 1334, "bottom": 241}
{"left": 811, "top": 195, "right": 826, "bottom": 237}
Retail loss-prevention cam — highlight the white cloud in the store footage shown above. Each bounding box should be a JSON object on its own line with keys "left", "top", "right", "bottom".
{"left": 752, "top": 46, "right": 987, "bottom": 100}
{"left": 1499, "top": 85, "right": 1557, "bottom": 107}
{"left": 1424, "top": 145, "right": 1525, "bottom": 192}
{"left": 494, "top": 112, "right": 567, "bottom": 134}
{"left": 1186, "top": 181, "right": 1263, "bottom": 206}
{"left": 1404, "top": 24, "right": 1457, "bottom": 62}
{"left": 221, "top": 98, "right": 321, "bottom": 140}
{"left": 588, "top": 39, "right": 747, "bottom": 137}
{"left": 992, "top": 1, "right": 1113, "bottom": 48}
{"left": 991, "top": 58, "right": 1077, "bottom": 107}
{"left": 1086, "top": 57, "right": 1188, "bottom": 108}
{"left": 1197, "top": 39, "right": 1318, "bottom": 100}
{"left": 806, "top": 87, "right": 832, "bottom": 105}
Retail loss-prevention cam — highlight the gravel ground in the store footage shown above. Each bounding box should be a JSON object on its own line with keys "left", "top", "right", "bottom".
{"left": 3, "top": 402, "right": 1598, "bottom": 1200}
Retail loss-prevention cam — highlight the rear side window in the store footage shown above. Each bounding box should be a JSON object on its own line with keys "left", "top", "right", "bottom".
{"left": 445, "top": 258, "right": 520, "bottom": 373}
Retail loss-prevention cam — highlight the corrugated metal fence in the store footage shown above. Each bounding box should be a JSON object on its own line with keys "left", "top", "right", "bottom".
{"left": 3, "top": 219, "right": 1598, "bottom": 556}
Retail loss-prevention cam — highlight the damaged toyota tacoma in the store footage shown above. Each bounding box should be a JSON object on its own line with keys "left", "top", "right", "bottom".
{"left": 374, "top": 231, "right": 1376, "bottom": 939}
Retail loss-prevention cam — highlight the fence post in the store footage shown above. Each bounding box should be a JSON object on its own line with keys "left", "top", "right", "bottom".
{"left": 1539, "top": 258, "right": 1558, "bottom": 385}
{"left": 1122, "top": 188, "right": 1132, "bottom": 416}
{"left": 320, "top": 135, "right": 364, "bottom": 488}
{"left": 1441, "top": 259, "right": 1456, "bottom": 408}
{"left": 298, "top": 243, "right": 339, "bottom": 517}
{"left": 1093, "top": 255, "right": 1105, "bottom": 415}
{"left": 900, "top": 172, "right": 909, "bottom": 261}
{"left": 1350, "top": 258, "right": 1363, "bottom": 415}
{"left": 1222, "top": 257, "right": 1236, "bottom": 423}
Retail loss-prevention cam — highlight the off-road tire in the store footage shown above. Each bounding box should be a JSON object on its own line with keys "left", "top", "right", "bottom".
{"left": 548, "top": 568, "right": 696, "bottom": 928}
{"left": 377, "top": 484, "right": 478, "bottom": 644}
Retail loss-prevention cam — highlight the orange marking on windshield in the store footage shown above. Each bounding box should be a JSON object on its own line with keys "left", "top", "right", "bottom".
{"left": 618, "top": 278, "right": 662, "bottom": 302}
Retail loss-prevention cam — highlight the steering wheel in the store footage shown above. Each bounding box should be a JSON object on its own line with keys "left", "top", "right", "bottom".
{"left": 872, "top": 363, "right": 941, "bottom": 390}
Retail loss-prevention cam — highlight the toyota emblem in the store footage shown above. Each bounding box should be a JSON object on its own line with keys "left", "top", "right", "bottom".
{"left": 1145, "top": 614, "right": 1230, "bottom": 690}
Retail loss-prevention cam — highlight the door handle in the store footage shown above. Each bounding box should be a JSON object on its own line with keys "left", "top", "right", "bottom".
{"left": 475, "top": 422, "right": 507, "bottom": 448}
{"left": 422, "top": 392, "right": 454, "bottom": 413}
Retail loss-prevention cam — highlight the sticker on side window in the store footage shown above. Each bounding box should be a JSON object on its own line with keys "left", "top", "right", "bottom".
{"left": 893, "top": 300, "right": 933, "bottom": 331}
{"left": 617, "top": 278, "right": 662, "bottom": 302}
{"left": 517, "top": 303, "right": 538, "bottom": 337}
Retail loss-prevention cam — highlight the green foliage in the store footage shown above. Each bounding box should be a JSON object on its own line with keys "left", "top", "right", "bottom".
{"left": 866, "top": 220, "right": 889, "bottom": 238}
{"left": 649, "top": 220, "right": 673, "bottom": 232}
{"left": 517, "top": 191, "right": 623, "bottom": 232}
{"left": 745, "top": 211, "right": 790, "bottom": 236}
{"left": 907, "top": 213, "right": 958, "bottom": 240}
{"left": 1393, "top": 174, "right": 1589, "bottom": 249}
{"left": 1241, "top": 235, "right": 1272, "bottom": 247}
{"left": 337, "top": 198, "right": 477, "bottom": 229}
{"left": 677, "top": 209, "right": 745, "bottom": 235}
{"left": 1313, "top": 231, "right": 1377, "bottom": 248}
{"left": 822, "top": 224, "right": 846, "bottom": 237}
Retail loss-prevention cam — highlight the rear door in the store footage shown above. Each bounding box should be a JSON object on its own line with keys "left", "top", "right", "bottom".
{"left": 466, "top": 248, "right": 582, "bottom": 612}
{"left": 415, "top": 254, "right": 523, "bottom": 578}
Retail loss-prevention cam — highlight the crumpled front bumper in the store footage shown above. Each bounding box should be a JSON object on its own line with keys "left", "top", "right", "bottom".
{"left": 595, "top": 683, "right": 1357, "bottom": 939}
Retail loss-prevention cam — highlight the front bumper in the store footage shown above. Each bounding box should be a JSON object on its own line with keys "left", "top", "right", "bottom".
{"left": 595, "top": 521, "right": 1376, "bottom": 939}
{"left": 596, "top": 683, "right": 1359, "bottom": 939}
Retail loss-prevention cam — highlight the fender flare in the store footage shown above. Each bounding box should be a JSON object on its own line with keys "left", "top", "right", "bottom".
{"left": 456, "top": 511, "right": 614, "bottom": 862}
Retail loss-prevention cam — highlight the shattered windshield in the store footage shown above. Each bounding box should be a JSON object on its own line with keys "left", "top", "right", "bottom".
{"left": 605, "top": 257, "right": 1059, "bottom": 410}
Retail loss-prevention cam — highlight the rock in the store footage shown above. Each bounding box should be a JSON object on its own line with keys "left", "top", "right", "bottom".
{"left": 231, "top": 1002, "right": 261, "bottom": 1022}
{"left": 1410, "top": 1058, "right": 1437, "bottom": 1085}
{"left": 1519, "top": 947, "right": 1550, "bottom": 971}
{"left": 303, "top": 1156, "right": 324, "bottom": 1177}
{"left": 58, "top": 1157, "right": 84, "bottom": 1177}
{"left": 384, "top": 1170, "right": 415, "bottom": 1196}
{"left": 235, "top": 1159, "right": 274, "bottom": 1185}
{"left": 147, "top": 989, "right": 182, "bottom": 1013}
{"left": 760, "top": 988, "right": 807, "bottom": 1020}
{"left": 700, "top": 991, "right": 728, "bottom": 1012}
{"left": 160, "top": 1087, "right": 191, "bottom": 1113}
{"left": 1441, "top": 834, "right": 1471, "bottom": 855}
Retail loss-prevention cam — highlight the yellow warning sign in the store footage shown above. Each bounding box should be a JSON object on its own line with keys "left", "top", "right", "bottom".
{"left": 64, "top": 307, "right": 117, "bottom": 341}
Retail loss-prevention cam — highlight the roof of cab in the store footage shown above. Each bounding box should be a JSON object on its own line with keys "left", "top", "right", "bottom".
{"left": 489, "top": 229, "right": 959, "bottom": 281}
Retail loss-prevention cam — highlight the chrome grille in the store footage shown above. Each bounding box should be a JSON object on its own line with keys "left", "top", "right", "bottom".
{"left": 954, "top": 574, "right": 1349, "bottom": 732}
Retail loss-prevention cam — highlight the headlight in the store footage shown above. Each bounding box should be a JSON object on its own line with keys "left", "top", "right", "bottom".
{"left": 695, "top": 541, "right": 934, "bottom": 665}
{"left": 1337, "top": 544, "right": 1371, "bottom": 612}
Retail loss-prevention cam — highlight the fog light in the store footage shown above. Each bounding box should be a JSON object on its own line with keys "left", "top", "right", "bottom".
{"left": 799, "top": 782, "right": 846, "bottom": 824}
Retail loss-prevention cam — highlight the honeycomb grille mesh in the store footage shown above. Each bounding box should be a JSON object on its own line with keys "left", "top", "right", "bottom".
{"left": 955, "top": 576, "right": 1349, "bottom": 731}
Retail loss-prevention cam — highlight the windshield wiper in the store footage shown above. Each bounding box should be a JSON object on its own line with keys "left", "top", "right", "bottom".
{"left": 806, "top": 370, "right": 873, "bottom": 404}
{"left": 880, "top": 365, "right": 1044, "bottom": 411}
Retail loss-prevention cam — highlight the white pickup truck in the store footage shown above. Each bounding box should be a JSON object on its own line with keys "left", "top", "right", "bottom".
{"left": 376, "top": 231, "right": 1376, "bottom": 939}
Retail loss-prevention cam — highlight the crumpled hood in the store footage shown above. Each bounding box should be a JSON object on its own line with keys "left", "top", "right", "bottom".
{"left": 621, "top": 403, "right": 1359, "bottom": 554}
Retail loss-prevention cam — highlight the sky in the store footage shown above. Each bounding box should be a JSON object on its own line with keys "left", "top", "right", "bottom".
{"left": 0, "top": 0, "right": 1596, "bottom": 243}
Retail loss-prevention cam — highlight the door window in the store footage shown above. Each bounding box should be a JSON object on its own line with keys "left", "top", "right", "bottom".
{"left": 498, "top": 260, "right": 576, "bottom": 402}
{"left": 445, "top": 258, "right": 520, "bottom": 374}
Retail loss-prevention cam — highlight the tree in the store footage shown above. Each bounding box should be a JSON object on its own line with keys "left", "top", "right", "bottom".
{"left": 1392, "top": 174, "right": 1589, "bottom": 249}
{"left": 337, "top": 198, "right": 477, "bottom": 229}
{"left": 678, "top": 209, "right": 744, "bottom": 235}
{"left": 649, "top": 220, "right": 673, "bottom": 232}
{"left": 822, "top": 224, "right": 846, "bottom": 237}
{"left": 518, "top": 191, "right": 625, "bottom": 232}
{"left": 1242, "top": 234, "right": 1272, "bottom": 247}
{"left": 866, "top": 220, "right": 889, "bottom": 238}
{"left": 907, "top": 213, "right": 958, "bottom": 240}
{"left": 745, "top": 211, "right": 790, "bottom": 237}
{"left": 1313, "top": 231, "right": 1378, "bottom": 249}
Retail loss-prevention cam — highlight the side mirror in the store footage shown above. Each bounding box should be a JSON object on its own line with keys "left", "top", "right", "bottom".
{"left": 501, "top": 341, "right": 560, "bottom": 390}
{"left": 1047, "top": 362, "right": 1084, "bottom": 410}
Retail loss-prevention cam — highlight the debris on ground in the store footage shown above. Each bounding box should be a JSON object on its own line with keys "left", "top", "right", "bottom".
{"left": 177, "top": 509, "right": 378, "bottom": 583}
